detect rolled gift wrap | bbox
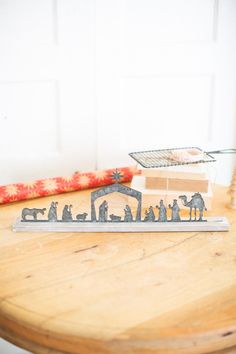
[0,166,139,205]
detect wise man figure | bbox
[169,199,181,222]
[124,205,133,222]
[99,200,108,222]
[48,201,58,222]
[144,206,155,222]
[156,200,167,222]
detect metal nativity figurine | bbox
[15,170,229,232]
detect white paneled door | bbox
[0,0,236,185]
[0,0,96,184]
[95,0,236,184]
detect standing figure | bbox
[68,204,73,220]
[124,205,133,222]
[169,199,181,222]
[48,201,58,222]
[144,206,155,222]
[156,200,167,222]
[99,200,108,222]
[62,204,73,221]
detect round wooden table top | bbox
[0,185,236,354]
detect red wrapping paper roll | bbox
[0,166,139,205]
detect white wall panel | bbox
[0,0,55,45]
[95,0,236,184]
[0,0,97,184]
[120,76,212,151]
[57,0,94,46]
[0,80,59,156]
[57,0,96,164]
[0,0,235,187]
[124,0,216,46]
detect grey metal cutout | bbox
[62,204,73,222]
[48,201,58,222]
[144,206,155,222]
[19,170,209,225]
[91,183,142,222]
[22,207,46,221]
[179,193,206,221]
[156,200,167,222]
[169,199,181,222]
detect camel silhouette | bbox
[179,193,207,221]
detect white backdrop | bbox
[0,1,236,353]
[0,0,236,186]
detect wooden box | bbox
[145,177,209,193]
[129,176,212,210]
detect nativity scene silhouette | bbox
[20,170,207,223]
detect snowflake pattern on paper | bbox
[5,185,18,197]
[78,175,90,187]
[42,179,58,192]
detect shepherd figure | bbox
[99,200,108,222]
[48,201,58,222]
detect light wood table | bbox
[0,185,236,354]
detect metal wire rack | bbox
[129,147,216,168]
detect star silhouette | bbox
[111,169,123,183]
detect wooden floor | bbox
[0,185,236,354]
